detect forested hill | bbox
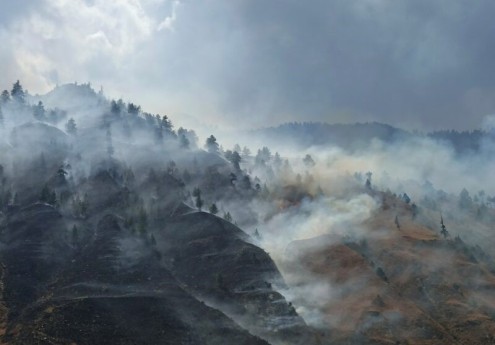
[0,81,319,344]
[251,122,494,154]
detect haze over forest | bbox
[1,1,495,345]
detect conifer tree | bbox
[223,211,233,222]
[209,203,218,215]
[440,215,449,238]
[205,135,219,153]
[33,101,45,120]
[66,118,77,135]
[192,187,203,211]
[0,90,10,104]
[11,80,25,103]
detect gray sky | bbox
[1,0,495,130]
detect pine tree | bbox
[223,211,233,222]
[161,115,173,133]
[66,118,77,135]
[303,154,315,167]
[192,187,203,211]
[127,103,141,115]
[209,203,218,215]
[33,101,45,120]
[0,90,10,104]
[205,135,219,153]
[242,146,251,158]
[110,100,122,115]
[440,215,449,238]
[11,80,25,103]
[179,134,190,149]
[254,228,261,240]
[230,151,242,171]
[365,171,372,190]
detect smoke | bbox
[256,194,378,260]
[2,81,495,343]
[208,122,495,333]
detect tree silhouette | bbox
[179,134,190,149]
[303,154,315,167]
[205,135,219,153]
[66,118,77,135]
[209,203,218,215]
[0,90,10,104]
[365,171,372,190]
[11,80,25,103]
[192,187,203,211]
[33,101,45,120]
[242,146,251,158]
[402,193,411,204]
[223,211,233,222]
[127,103,141,116]
[440,215,449,238]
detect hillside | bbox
[0,82,495,344]
[0,83,322,344]
[282,191,495,344]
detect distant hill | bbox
[251,121,410,151]
[33,82,104,111]
[251,121,495,154]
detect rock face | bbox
[0,208,275,344]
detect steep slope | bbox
[284,193,495,344]
[159,211,319,344]
[0,211,270,345]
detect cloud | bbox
[157,1,180,32]
[2,0,495,130]
[0,0,157,92]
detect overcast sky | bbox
[1,0,495,131]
